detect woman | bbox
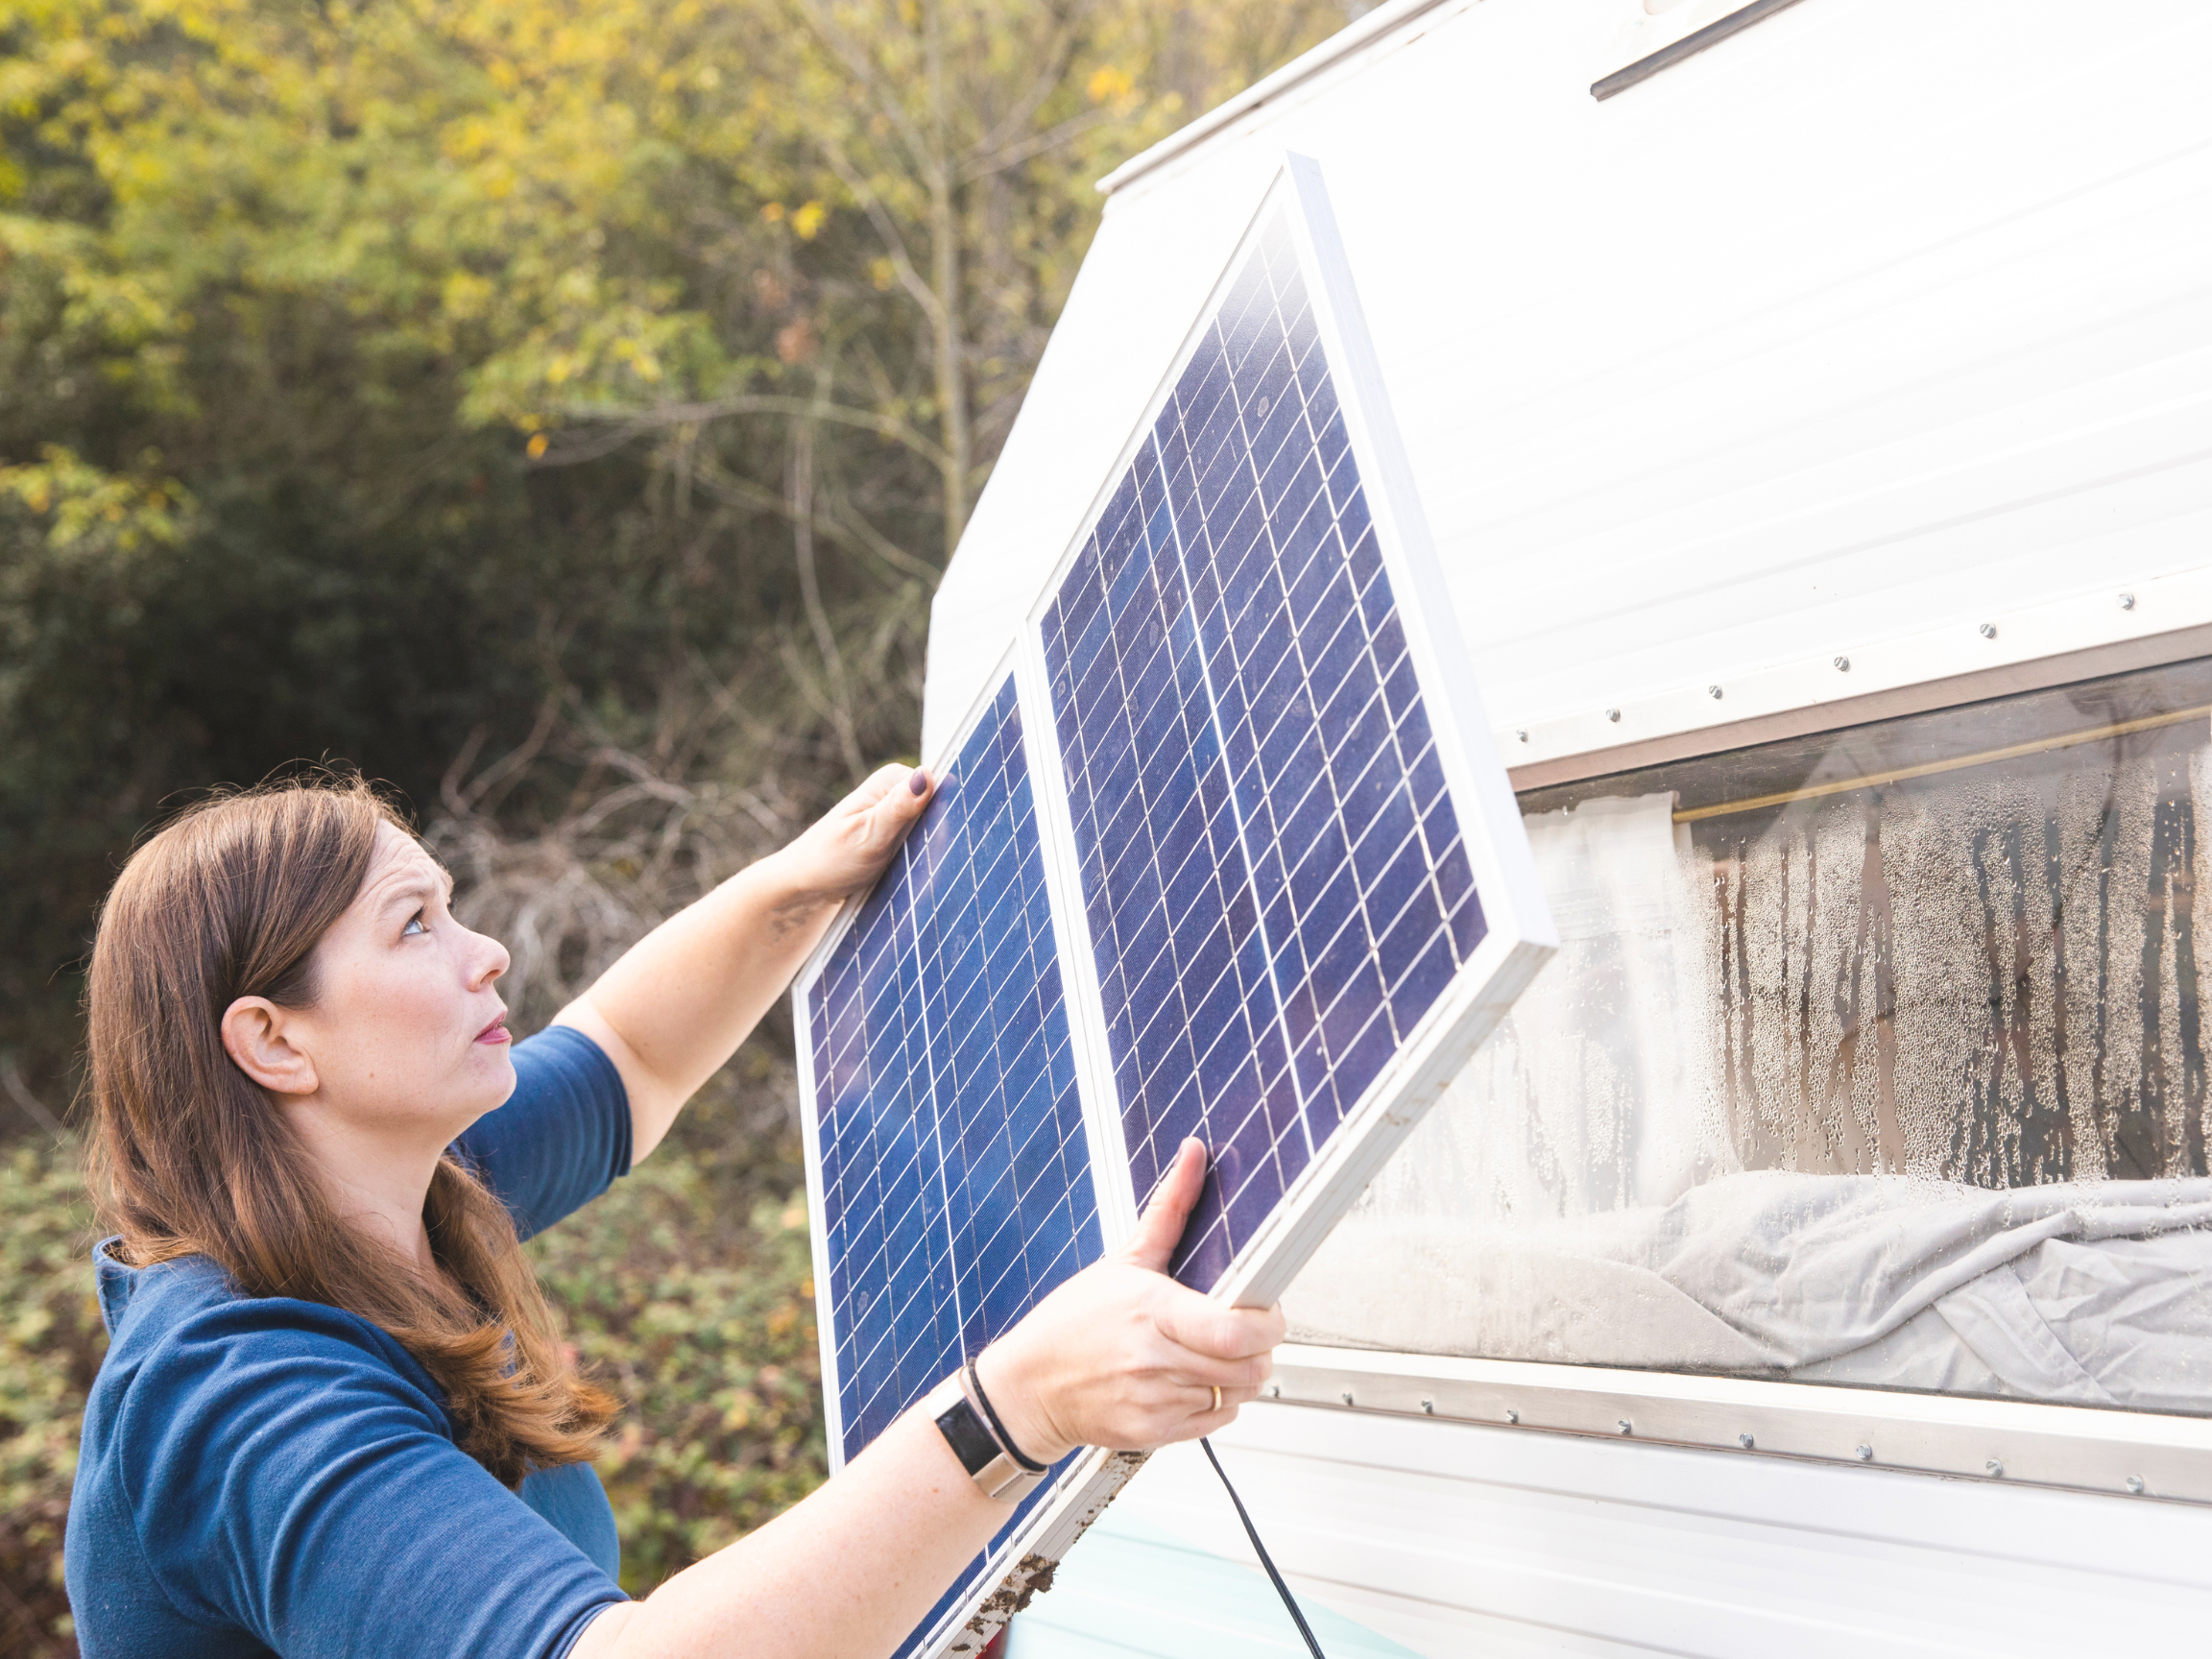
[65,768,1283,1658]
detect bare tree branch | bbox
[1,1055,63,1140]
[787,0,938,181]
[531,393,950,471]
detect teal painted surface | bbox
[1003,1510,1425,1658]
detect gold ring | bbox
[1210,1384,1222,1412]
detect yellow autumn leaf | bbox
[1087,63,1134,103]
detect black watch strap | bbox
[964,1360,1046,1474]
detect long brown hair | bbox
[84,774,617,1486]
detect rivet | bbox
[1515,729,1528,743]
[1268,1382,1281,1398]
[1985,1458,2004,1478]
[1738,1432,1755,1450]
[1979,621,1997,638]
[1340,1390,1356,1407]
[2119,592,2137,611]
[1605,707,1622,723]
[1707,685,1723,700]
[1855,1444,1874,1462]
[1833,656,1850,672]
[1504,1407,1520,1425]
[2127,1475,2145,1494]
[1616,1419,1632,1435]
[1420,1398,1435,1415]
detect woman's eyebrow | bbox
[373,874,440,914]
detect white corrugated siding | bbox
[925,0,2212,768]
[931,0,2212,1649]
[1012,1405,2212,1656]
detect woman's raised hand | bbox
[773,763,936,910]
[973,1139,1286,1462]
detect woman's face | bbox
[278,822,516,1141]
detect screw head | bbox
[2127,1475,2145,1494]
[2119,592,2137,611]
[1504,1407,1519,1425]
[1855,1444,1874,1462]
[1421,1398,1435,1415]
[1268,1382,1281,1398]
[1708,685,1723,699]
[1985,1458,2004,1478]
[1834,655,1850,672]
[1515,728,1528,742]
[1738,1432,1755,1450]
[1340,1390,1355,1407]
[1616,1419,1632,1435]
[1979,621,1998,638]
[1604,707,1622,723]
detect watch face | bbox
[935,1398,1004,1478]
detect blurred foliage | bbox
[0,1139,102,1656]
[0,0,1357,1648]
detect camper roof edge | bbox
[1094,0,1478,200]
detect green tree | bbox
[0,1,1355,1648]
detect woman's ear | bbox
[221,997,320,1097]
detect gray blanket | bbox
[1283,1172,2212,1410]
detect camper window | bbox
[1286,654,2212,1416]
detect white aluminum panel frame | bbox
[1014,155,1557,1312]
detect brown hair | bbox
[84,774,617,1486]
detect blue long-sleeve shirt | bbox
[66,1025,635,1659]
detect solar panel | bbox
[794,156,1553,1658]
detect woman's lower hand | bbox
[974,1139,1286,1462]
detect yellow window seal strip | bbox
[1673,706,2212,826]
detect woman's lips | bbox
[476,1014,511,1045]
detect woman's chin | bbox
[464,1046,520,1112]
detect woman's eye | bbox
[402,912,428,938]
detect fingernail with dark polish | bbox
[908,769,929,796]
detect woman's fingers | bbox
[788,763,934,901]
[1123,1138,1208,1273]
[1150,1281,1286,1362]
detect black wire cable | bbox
[1199,1437,1329,1659]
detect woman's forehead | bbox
[359,822,447,899]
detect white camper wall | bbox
[928,0,2212,1649]
[926,0,2212,772]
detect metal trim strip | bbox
[1266,1343,2212,1504]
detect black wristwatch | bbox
[934,1360,1048,1503]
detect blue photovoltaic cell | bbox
[805,674,1102,1653]
[1042,211,1487,1288]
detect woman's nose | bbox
[469,928,512,988]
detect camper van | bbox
[924,1,2212,1650]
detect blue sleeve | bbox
[454,1025,632,1241]
[116,1300,624,1659]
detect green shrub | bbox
[0,1140,105,1657]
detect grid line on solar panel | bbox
[805,674,1102,1468]
[1041,211,1487,1287]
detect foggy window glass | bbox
[1285,658,2212,1413]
